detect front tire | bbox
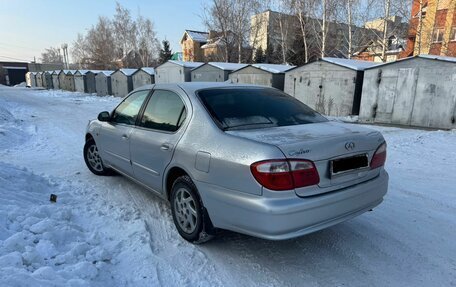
[170,175,214,243]
[83,138,111,176]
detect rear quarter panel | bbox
[169,91,285,196]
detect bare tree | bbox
[416,0,424,55]
[135,15,160,67]
[71,3,159,68]
[232,0,262,63]
[358,0,411,62]
[380,0,391,61]
[333,0,370,59]
[71,33,88,68]
[290,0,316,63]
[113,2,137,67]
[202,0,233,62]
[40,47,63,64]
[346,0,354,58]
[202,0,266,63]
[308,0,338,58]
[84,16,117,69]
[321,0,328,57]
[270,0,295,64]
[408,0,435,56]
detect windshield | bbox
[198,88,328,130]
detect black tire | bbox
[83,138,112,176]
[170,175,214,243]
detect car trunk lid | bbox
[226,121,385,196]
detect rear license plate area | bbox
[331,154,368,176]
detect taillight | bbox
[370,142,387,169]
[250,159,320,191]
[289,160,320,187]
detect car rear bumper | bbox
[197,169,388,240]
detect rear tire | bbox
[170,175,214,244]
[83,138,112,176]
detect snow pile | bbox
[0,161,160,286]
[326,115,359,123]
[0,163,99,285]
[14,82,27,88]
[0,103,35,150]
[35,89,118,102]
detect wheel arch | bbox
[85,133,94,142]
[166,165,216,240]
[165,165,193,201]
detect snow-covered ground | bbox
[0,85,455,287]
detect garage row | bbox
[27,56,456,130]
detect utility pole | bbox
[61,44,69,69]
[58,48,63,65]
[61,44,66,69]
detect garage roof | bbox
[322,57,379,71]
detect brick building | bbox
[402,0,456,57]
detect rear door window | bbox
[139,90,186,132]
[198,88,327,130]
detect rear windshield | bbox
[198,88,328,130]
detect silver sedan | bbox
[84,83,388,243]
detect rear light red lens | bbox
[370,142,387,169]
[289,160,320,187]
[250,159,320,191]
[250,160,293,190]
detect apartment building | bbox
[249,10,407,63]
[402,0,456,57]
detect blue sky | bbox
[0,0,208,62]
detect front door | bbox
[97,90,150,175]
[130,89,188,193]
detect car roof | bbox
[132,82,274,94]
[179,82,262,90]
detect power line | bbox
[0,42,38,50]
[0,55,31,62]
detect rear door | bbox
[97,90,150,175]
[129,88,188,194]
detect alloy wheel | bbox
[173,187,198,234]
[86,144,103,172]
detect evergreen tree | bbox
[264,43,275,64]
[159,40,172,64]
[254,47,265,63]
[264,43,283,64]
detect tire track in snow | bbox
[120,181,225,287]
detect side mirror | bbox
[98,111,110,122]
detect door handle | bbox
[161,143,172,151]
[121,134,129,140]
